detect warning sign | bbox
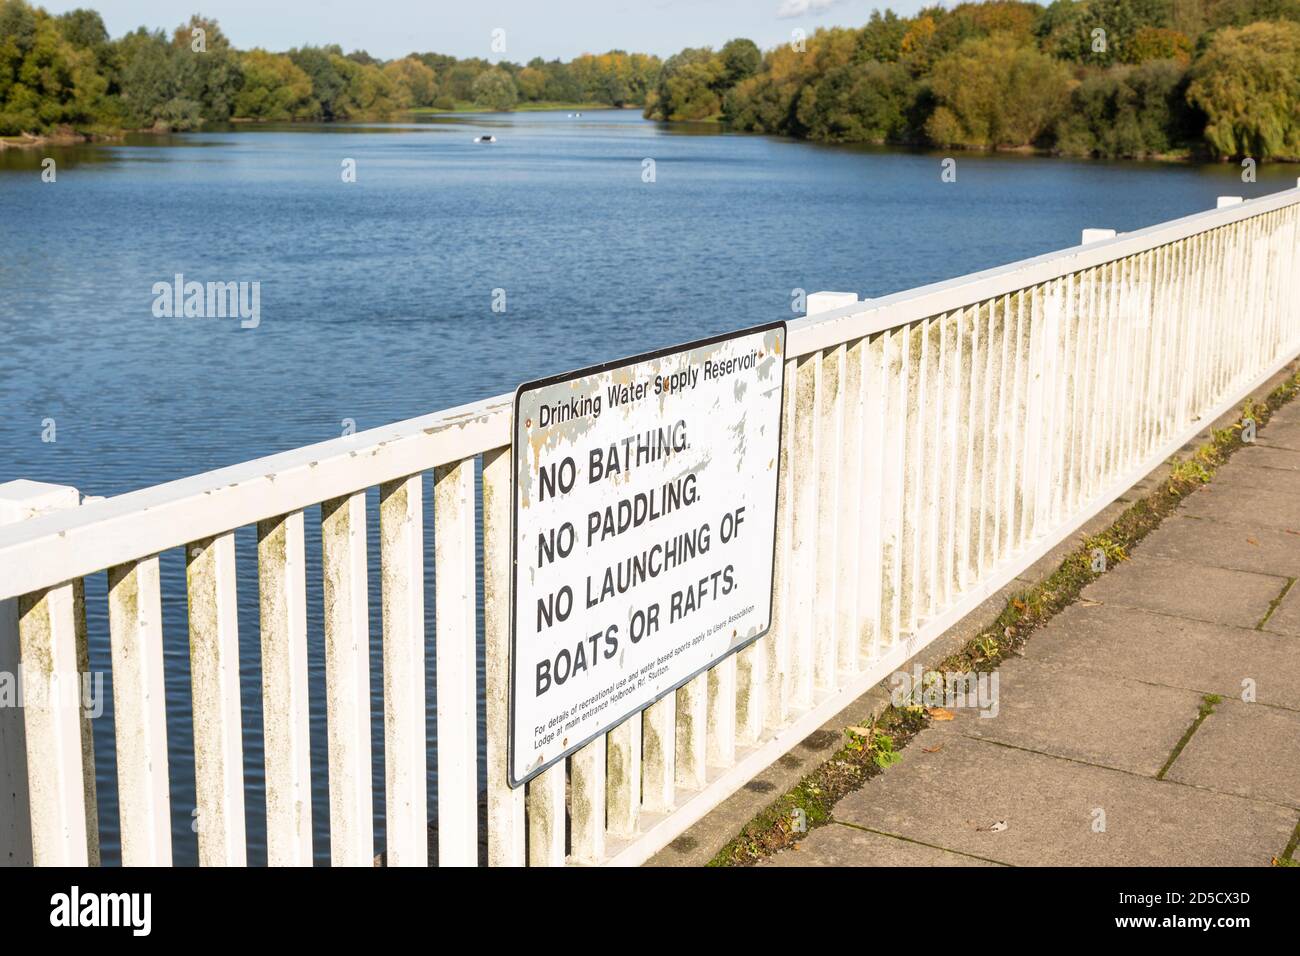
[509,322,786,786]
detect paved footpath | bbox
[765,401,1300,867]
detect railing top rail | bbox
[0,392,511,599]
[788,184,1300,357]
[1,184,1295,600]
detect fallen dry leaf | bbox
[846,725,872,737]
[1247,537,1259,546]
[922,744,944,753]
[927,707,955,721]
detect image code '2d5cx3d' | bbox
[509,322,787,787]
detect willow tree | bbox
[1186,20,1300,160]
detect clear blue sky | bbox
[36,0,939,61]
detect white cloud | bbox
[776,0,844,19]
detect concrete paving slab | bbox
[1166,700,1300,809]
[833,733,1296,866]
[1080,554,1287,630]
[1029,603,1300,711]
[1189,462,1300,494]
[1261,582,1300,638]
[1179,482,1300,530]
[1137,514,1300,578]
[1234,444,1300,474]
[956,658,1206,776]
[1257,417,1300,451]
[761,821,1005,867]
[644,583,1024,866]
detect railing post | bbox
[1081,228,1116,244]
[807,291,859,316]
[0,480,94,866]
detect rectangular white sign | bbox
[509,322,787,786]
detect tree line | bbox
[3,0,1298,160]
[645,0,1300,161]
[0,1,660,134]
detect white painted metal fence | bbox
[2,186,1299,867]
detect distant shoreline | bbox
[1,104,641,148]
[0,129,118,151]
[8,114,1296,170]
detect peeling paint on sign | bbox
[508,323,786,787]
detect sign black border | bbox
[507,320,789,789]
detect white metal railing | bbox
[2,185,1299,867]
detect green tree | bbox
[471,66,518,110]
[233,49,314,120]
[1203,0,1300,28]
[1057,59,1196,156]
[925,33,1072,147]
[645,47,724,120]
[0,0,107,133]
[858,9,910,61]
[170,15,243,122]
[794,60,917,142]
[1039,0,1177,62]
[288,46,348,119]
[114,27,201,129]
[383,56,437,108]
[719,38,760,86]
[1186,20,1300,159]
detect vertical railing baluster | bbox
[108,556,173,866]
[963,309,985,576]
[978,300,1004,572]
[883,325,909,642]
[482,447,525,866]
[527,762,566,866]
[570,737,605,864]
[766,359,795,729]
[17,580,91,866]
[433,459,478,866]
[901,322,925,635]
[380,475,427,866]
[859,333,886,660]
[735,638,765,747]
[257,512,313,866]
[921,318,944,618]
[320,492,372,866]
[1006,293,1028,549]
[788,352,820,707]
[187,531,247,866]
[941,311,964,598]
[814,344,843,687]
[642,694,676,812]
[607,716,641,837]
[836,336,865,673]
[675,675,706,788]
[707,656,737,768]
